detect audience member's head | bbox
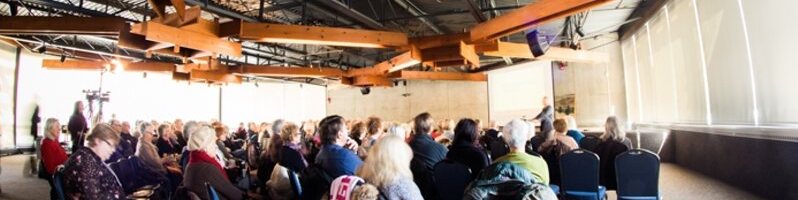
[44,118,61,140]
[319,115,347,145]
[183,121,199,141]
[85,123,120,161]
[350,121,367,141]
[281,122,301,144]
[553,118,568,134]
[602,116,626,142]
[502,119,530,150]
[159,124,173,140]
[386,124,407,139]
[187,125,218,154]
[366,117,383,137]
[357,135,413,188]
[121,121,131,134]
[413,112,434,136]
[173,119,183,132]
[214,126,227,141]
[453,118,479,146]
[110,119,121,133]
[139,122,154,139]
[272,119,285,136]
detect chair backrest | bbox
[488,140,509,160]
[205,182,220,200]
[53,165,66,200]
[560,149,600,194]
[288,170,303,198]
[616,149,660,198]
[579,135,601,152]
[433,159,472,200]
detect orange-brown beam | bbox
[388,71,487,82]
[470,0,612,42]
[143,21,242,57]
[238,22,408,48]
[237,65,345,78]
[0,16,125,35]
[190,70,242,83]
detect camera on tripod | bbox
[82,89,110,103]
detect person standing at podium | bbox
[533,96,554,136]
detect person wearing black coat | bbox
[67,101,89,152]
[446,118,491,179]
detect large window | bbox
[621,0,798,127]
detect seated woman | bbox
[40,118,68,200]
[493,119,549,185]
[595,116,632,190]
[265,122,309,199]
[181,125,244,200]
[156,124,179,157]
[62,123,125,199]
[446,118,490,179]
[357,135,424,200]
[538,118,579,185]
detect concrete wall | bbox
[326,80,488,123]
[552,36,627,127]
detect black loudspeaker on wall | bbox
[526,29,550,57]
[360,87,371,95]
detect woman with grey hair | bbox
[492,119,550,184]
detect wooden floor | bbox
[0,154,765,200]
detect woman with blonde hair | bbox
[596,116,632,190]
[357,135,423,200]
[40,118,68,199]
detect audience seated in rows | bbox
[445,118,491,179]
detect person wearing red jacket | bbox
[40,118,68,200]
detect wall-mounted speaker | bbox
[526,29,551,57]
[360,87,371,95]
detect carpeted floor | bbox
[0,154,766,200]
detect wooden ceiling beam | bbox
[237,22,408,48]
[238,65,344,78]
[388,71,487,82]
[404,32,471,50]
[142,21,242,57]
[190,70,242,83]
[0,16,125,35]
[43,59,176,72]
[350,75,393,87]
[42,59,105,70]
[469,0,612,42]
[149,6,200,27]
